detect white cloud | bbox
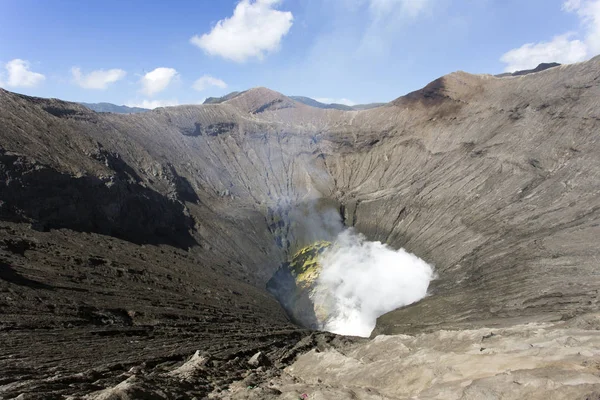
[126,99,180,109]
[369,0,432,19]
[563,0,582,11]
[500,33,588,72]
[71,67,126,89]
[565,0,600,54]
[315,97,357,106]
[357,0,434,56]
[192,74,228,91]
[500,0,600,72]
[140,67,178,96]
[1,59,45,88]
[190,0,293,62]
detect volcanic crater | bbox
[1,58,600,398]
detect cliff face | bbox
[1,56,600,397]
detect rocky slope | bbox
[224,313,600,399]
[1,56,600,398]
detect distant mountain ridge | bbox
[203,91,245,104]
[203,91,386,111]
[289,96,354,111]
[495,62,561,78]
[290,96,386,111]
[80,93,385,114]
[78,64,562,115]
[80,102,149,114]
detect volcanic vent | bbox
[266,202,435,337]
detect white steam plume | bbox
[286,199,343,248]
[315,229,434,337]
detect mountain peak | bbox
[224,87,299,114]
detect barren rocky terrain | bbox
[227,313,600,399]
[1,57,600,398]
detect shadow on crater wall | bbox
[0,260,54,290]
[0,151,196,249]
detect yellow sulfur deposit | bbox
[267,241,334,329]
[289,241,331,290]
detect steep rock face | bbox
[0,148,196,248]
[1,57,600,396]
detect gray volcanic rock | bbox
[0,147,196,248]
[1,56,600,397]
[227,314,600,399]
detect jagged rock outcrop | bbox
[2,56,600,397]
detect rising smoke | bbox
[315,228,435,337]
[286,198,344,247]
[269,198,435,338]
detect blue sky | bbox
[1,0,598,107]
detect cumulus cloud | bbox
[126,99,180,109]
[316,229,434,337]
[500,33,588,72]
[315,97,356,106]
[140,67,178,96]
[500,0,600,72]
[564,0,600,54]
[190,0,293,62]
[71,67,126,90]
[1,59,45,88]
[192,74,228,91]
